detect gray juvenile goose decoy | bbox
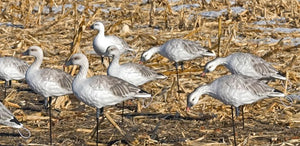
[187,74,285,146]
[0,57,28,99]
[141,38,216,93]
[22,46,73,145]
[65,53,151,145]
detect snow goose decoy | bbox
[65,53,151,145]
[0,57,28,99]
[107,45,166,119]
[107,45,167,86]
[22,46,73,145]
[203,52,286,80]
[0,101,31,138]
[90,21,134,63]
[187,74,285,146]
[141,38,216,93]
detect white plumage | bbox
[203,52,286,80]
[90,21,133,58]
[107,45,167,86]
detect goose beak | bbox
[90,25,94,30]
[65,60,72,66]
[201,69,209,77]
[186,106,190,112]
[22,50,29,56]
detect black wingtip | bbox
[274,89,283,94]
[139,89,149,94]
[277,71,286,77]
[207,50,213,53]
[10,117,21,125]
[157,73,164,76]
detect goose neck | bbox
[97,28,105,38]
[28,56,43,71]
[215,57,227,65]
[110,55,120,66]
[149,46,160,54]
[75,63,89,80]
[195,84,212,96]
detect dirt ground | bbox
[0,0,299,145]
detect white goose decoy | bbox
[141,38,216,92]
[0,101,31,138]
[0,57,28,98]
[90,21,134,63]
[187,74,285,146]
[203,52,286,80]
[65,53,151,145]
[22,46,73,145]
[107,45,167,86]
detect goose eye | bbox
[74,57,80,60]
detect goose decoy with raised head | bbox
[22,46,73,145]
[65,53,151,145]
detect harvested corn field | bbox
[0,0,299,145]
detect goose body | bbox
[107,45,167,86]
[0,56,28,98]
[187,74,285,109]
[23,46,73,99]
[204,52,286,80]
[141,38,215,92]
[65,53,151,108]
[0,57,28,82]
[65,53,151,144]
[187,74,285,146]
[141,39,216,63]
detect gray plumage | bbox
[187,74,285,146]
[187,74,285,109]
[0,57,28,82]
[23,46,73,98]
[141,39,216,63]
[204,52,286,80]
[22,46,73,144]
[107,45,167,86]
[65,53,151,109]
